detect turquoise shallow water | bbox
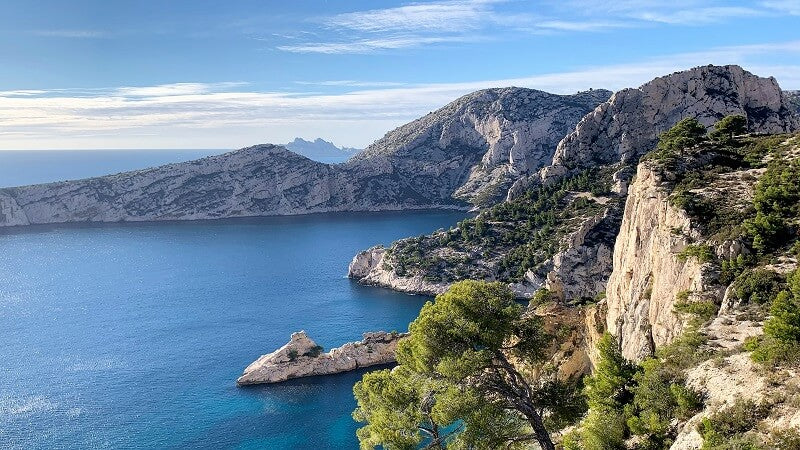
[0,211,467,449]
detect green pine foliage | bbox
[353,281,583,450]
[385,167,615,283]
[745,269,800,365]
[744,158,800,254]
[570,332,705,449]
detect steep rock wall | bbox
[605,163,718,361]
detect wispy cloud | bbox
[277,0,517,53]
[629,6,765,24]
[294,80,408,88]
[273,0,786,54]
[114,82,248,97]
[2,41,799,150]
[278,35,482,54]
[324,0,504,33]
[30,29,106,38]
[761,0,800,14]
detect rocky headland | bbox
[236,331,407,385]
[0,88,609,227]
[348,65,799,300]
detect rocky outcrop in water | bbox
[236,331,407,385]
[0,88,609,227]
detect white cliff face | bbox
[355,88,611,206]
[236,331,407,385]
[604,163,714,361]
[549,65,798,173]
[347,246,451,296]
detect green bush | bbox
[744,158,800,254]
[573,332,704,449]
[677,244,714,263]
[674,300,718,322]
[697,399,770,449]
[733,268,784,305]
[304,345,324,357]
[747,269,800,365]
[657,117,707,153]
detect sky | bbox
[0,0,798,150]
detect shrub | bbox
[657,117,707,153]
[769,428,800,450]
[733,268,784,305]
[747,269,800,365]
[677,244,714,263]
[744,158,800,254]
[697,399,770,449]
[574,332,703,449]
[625,358,702,446]
[530,288,555,307]
[304,345,324,357]
[674,300,719,322]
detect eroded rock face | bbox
[355,88,611,206]
[347,246,451,296]
[604,163,715,361]
[236,331,407,385]
[0,88,609,227]
[551,65,798,173]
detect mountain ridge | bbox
[0,87,609,226]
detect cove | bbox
[0,210,467,449]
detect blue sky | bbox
[0,0,798,150]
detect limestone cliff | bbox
[532,64,798,187]
[236,331,406,385]
[350,65,797,303]
[606,133,799,361]
[604,162,714,361]
[353,88,612,206]
[0,88,608,227]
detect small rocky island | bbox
[236,330,407,385]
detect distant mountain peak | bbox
[284,137,361,161]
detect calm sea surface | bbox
[0,151,466,449]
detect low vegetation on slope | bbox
[566,119,800,449]
[354,118,800,449]
[381,166,619,286]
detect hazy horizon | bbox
[1,0,799,150]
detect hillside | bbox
[572,130,800,449]
[0,88,608,227]
[349,65,799,300]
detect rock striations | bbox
[353,88,612,206]
[0,88,609,227]
[236,331,407,385]
[530,64,798,188]
[349,65,799,301]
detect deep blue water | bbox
[0,211,466,449]
[0,150,350,188]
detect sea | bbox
[0,150,467,449]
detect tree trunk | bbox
[527,413,555,450]
[516,402,555,450]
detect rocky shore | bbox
[236,330,407,385]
